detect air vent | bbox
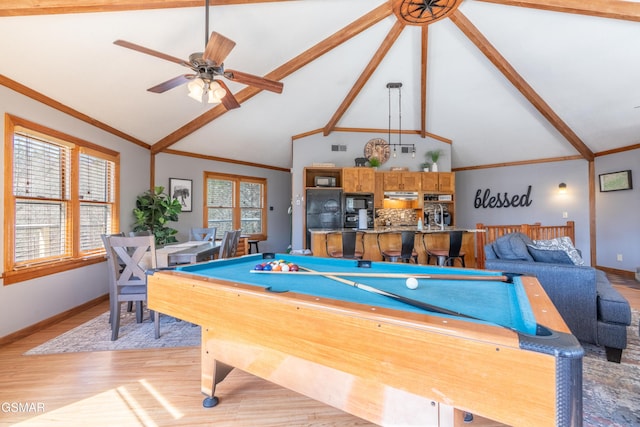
[331,145,347,152]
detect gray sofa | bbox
[484,232,631,363]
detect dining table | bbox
[156,240,221,267]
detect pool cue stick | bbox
[298,266,481,320]
[249,269,512,283]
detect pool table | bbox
[147,253,583,427]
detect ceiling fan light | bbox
[214,87,226,99]
[207,89,219,104]
[187,78,205,102]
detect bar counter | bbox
[309,227,483,267]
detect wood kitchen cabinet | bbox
[342,167,375,193]
[421,172,455,193]
[382,172,422,191]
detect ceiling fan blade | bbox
[216,80,241,110]
[147,75,195,93]
[225,69,284,94]
[114,39,187,66]
[203,32,236,65]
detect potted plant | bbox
[132,186,183,246]
[368,156,381,169]
[425,149,444,172]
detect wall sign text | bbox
[474,185,533,208]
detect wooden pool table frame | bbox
[148,258,582,426]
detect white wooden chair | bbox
[190,227,216,242]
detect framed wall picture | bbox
[169,178,193,212]
[599,170,633,192]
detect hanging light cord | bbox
[388,85,392,147]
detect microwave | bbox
[314,176,336,187]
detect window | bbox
[205,172,267,239]
[3,114,119,284]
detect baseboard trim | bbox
[0,293,108,347]
[596,265,635,280]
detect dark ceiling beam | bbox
[151,2,393,154]
[323,20,405,136]
[420,26,429,139]
[450,10,594,161]
[0,0,292,17]
[475,0,640,22]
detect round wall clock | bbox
[364,138,390,164]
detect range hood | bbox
[383,191,419,201]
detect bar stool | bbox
[377,231,418,263]
[326,231,364,259]
[425,230,466,267]
[248,239,260,254]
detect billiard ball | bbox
[254,264,264,271]
[405,277,418,290]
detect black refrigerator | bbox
[305,188,343,248]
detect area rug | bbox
[583,309,640,427]
[24,310,200,355]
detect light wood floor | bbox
[0,273,637,427]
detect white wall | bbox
[154,153,292,253]
[0,86,150,337]
[595,149,639,272]
[291,131,452,249]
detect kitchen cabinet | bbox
[303,167,342,188]
[374,172,384,208]
[382,172,422,191]
[342,167,375,193]
[421,172,455,193]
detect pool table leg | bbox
[201,328,234,408]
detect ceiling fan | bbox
[113,0,283,110]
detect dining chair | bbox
[101,232,126,322]
[377,231,418,263]
[190,227,216,242]
[105,235,160,341]
[425,230,466,267]
[230,230,242,257]
[218,230,242,259]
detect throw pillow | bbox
[493,233,534,261]
[528,247,573,264]
[527,237,584,265]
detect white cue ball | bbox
[405,277,419,290]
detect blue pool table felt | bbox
[176,254,538,335]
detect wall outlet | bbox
[562,211,568,218]
[617,254,623,262]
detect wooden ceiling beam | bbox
[0,0,292,17]
[0,73,149,149]
[475,0,640,22]
[322,20,405,136]
[151,2,393,154]
[450,10,594,162]
[420,26,429,139]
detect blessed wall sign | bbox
[474,185,533,208]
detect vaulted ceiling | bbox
[2,0,640,170]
